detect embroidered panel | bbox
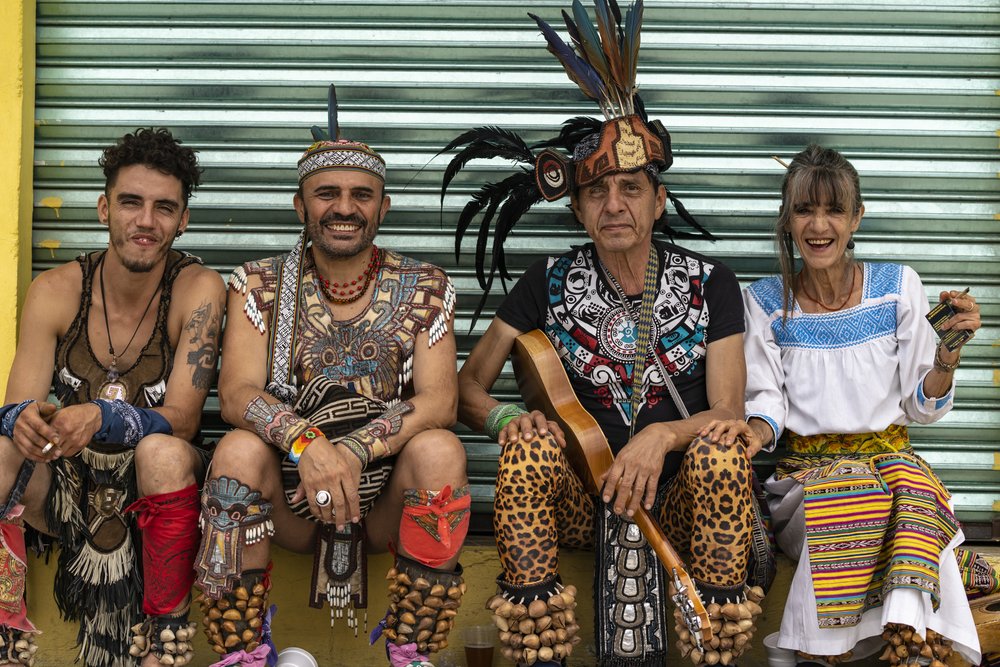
[238,249,454,404]
[748,263,905,350]
[544,246,712,426]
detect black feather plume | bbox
[309,84,340,142]
[666,188,715,240]
[491,175,543,283]
[532,116,603,152]
[327,83,339,139]
[438,126,535,212]
[633,93,648,122]
[450,171,540,326]
[608,0,623,26]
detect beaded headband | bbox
[298,139,386,184]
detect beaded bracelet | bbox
[339,434,371,470]
[288,426,323,465]
[485,403,528,441]
[933,343,960,373]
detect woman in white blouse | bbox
[703,145,983,666]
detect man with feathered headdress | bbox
[193,87,469,667]
[443,3,767,665]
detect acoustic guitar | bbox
[511,329,713,647]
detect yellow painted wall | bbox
[0,0,35,395]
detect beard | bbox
[107,216,174,273]
[305,209,379,260]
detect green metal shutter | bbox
[33,1,999,538]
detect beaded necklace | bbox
[317,245,381,304]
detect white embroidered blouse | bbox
[743,262,955,449]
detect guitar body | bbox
[510,329,712,645]
[510,329,613,497]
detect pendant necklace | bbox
[97,257,162,401]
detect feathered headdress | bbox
[298,84,386,184]
[441,1,713,323]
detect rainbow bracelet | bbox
[288,426,323,464]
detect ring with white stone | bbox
[41,442,54,456]
[314,490,331,507]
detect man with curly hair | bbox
[0,127,225,667]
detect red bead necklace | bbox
[318,246,381,304]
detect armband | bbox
[485,403,527,441]
[336,400,413,469]
[338,434,371,470]
[0,400,36,439]
[288,426,323,464]
[91,399,173,448]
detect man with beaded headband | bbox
[442,2,767,665]
[0,127,225,667]
[195,85,469,667]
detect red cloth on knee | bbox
[126,484,200,616]
[0,507,36,632]
[399,485,470,569]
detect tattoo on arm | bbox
[243,396,308,451]
[184,301,221,391]
[348,400,414,461]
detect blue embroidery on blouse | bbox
[746,275,786,315]
[747,263,904,350]
[863,262,903,300]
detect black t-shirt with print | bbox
[497,240,744,483]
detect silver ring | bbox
[41,442,54,455]
[314,490,331,507]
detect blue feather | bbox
[529,12,606,100]
[561,9,583,50]
[571,0,612,84]
[624,0,643,92]
[592,0,624,87]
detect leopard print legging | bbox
[493,434,752,588]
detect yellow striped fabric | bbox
[776,429,958,628]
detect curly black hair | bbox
[99,127,202,206]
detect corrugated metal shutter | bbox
[33,0,999,538]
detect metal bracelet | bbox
[933,343,960,373]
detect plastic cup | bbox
[276,646,319,667]
[463,624,495,667]
[763,632,798,667]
